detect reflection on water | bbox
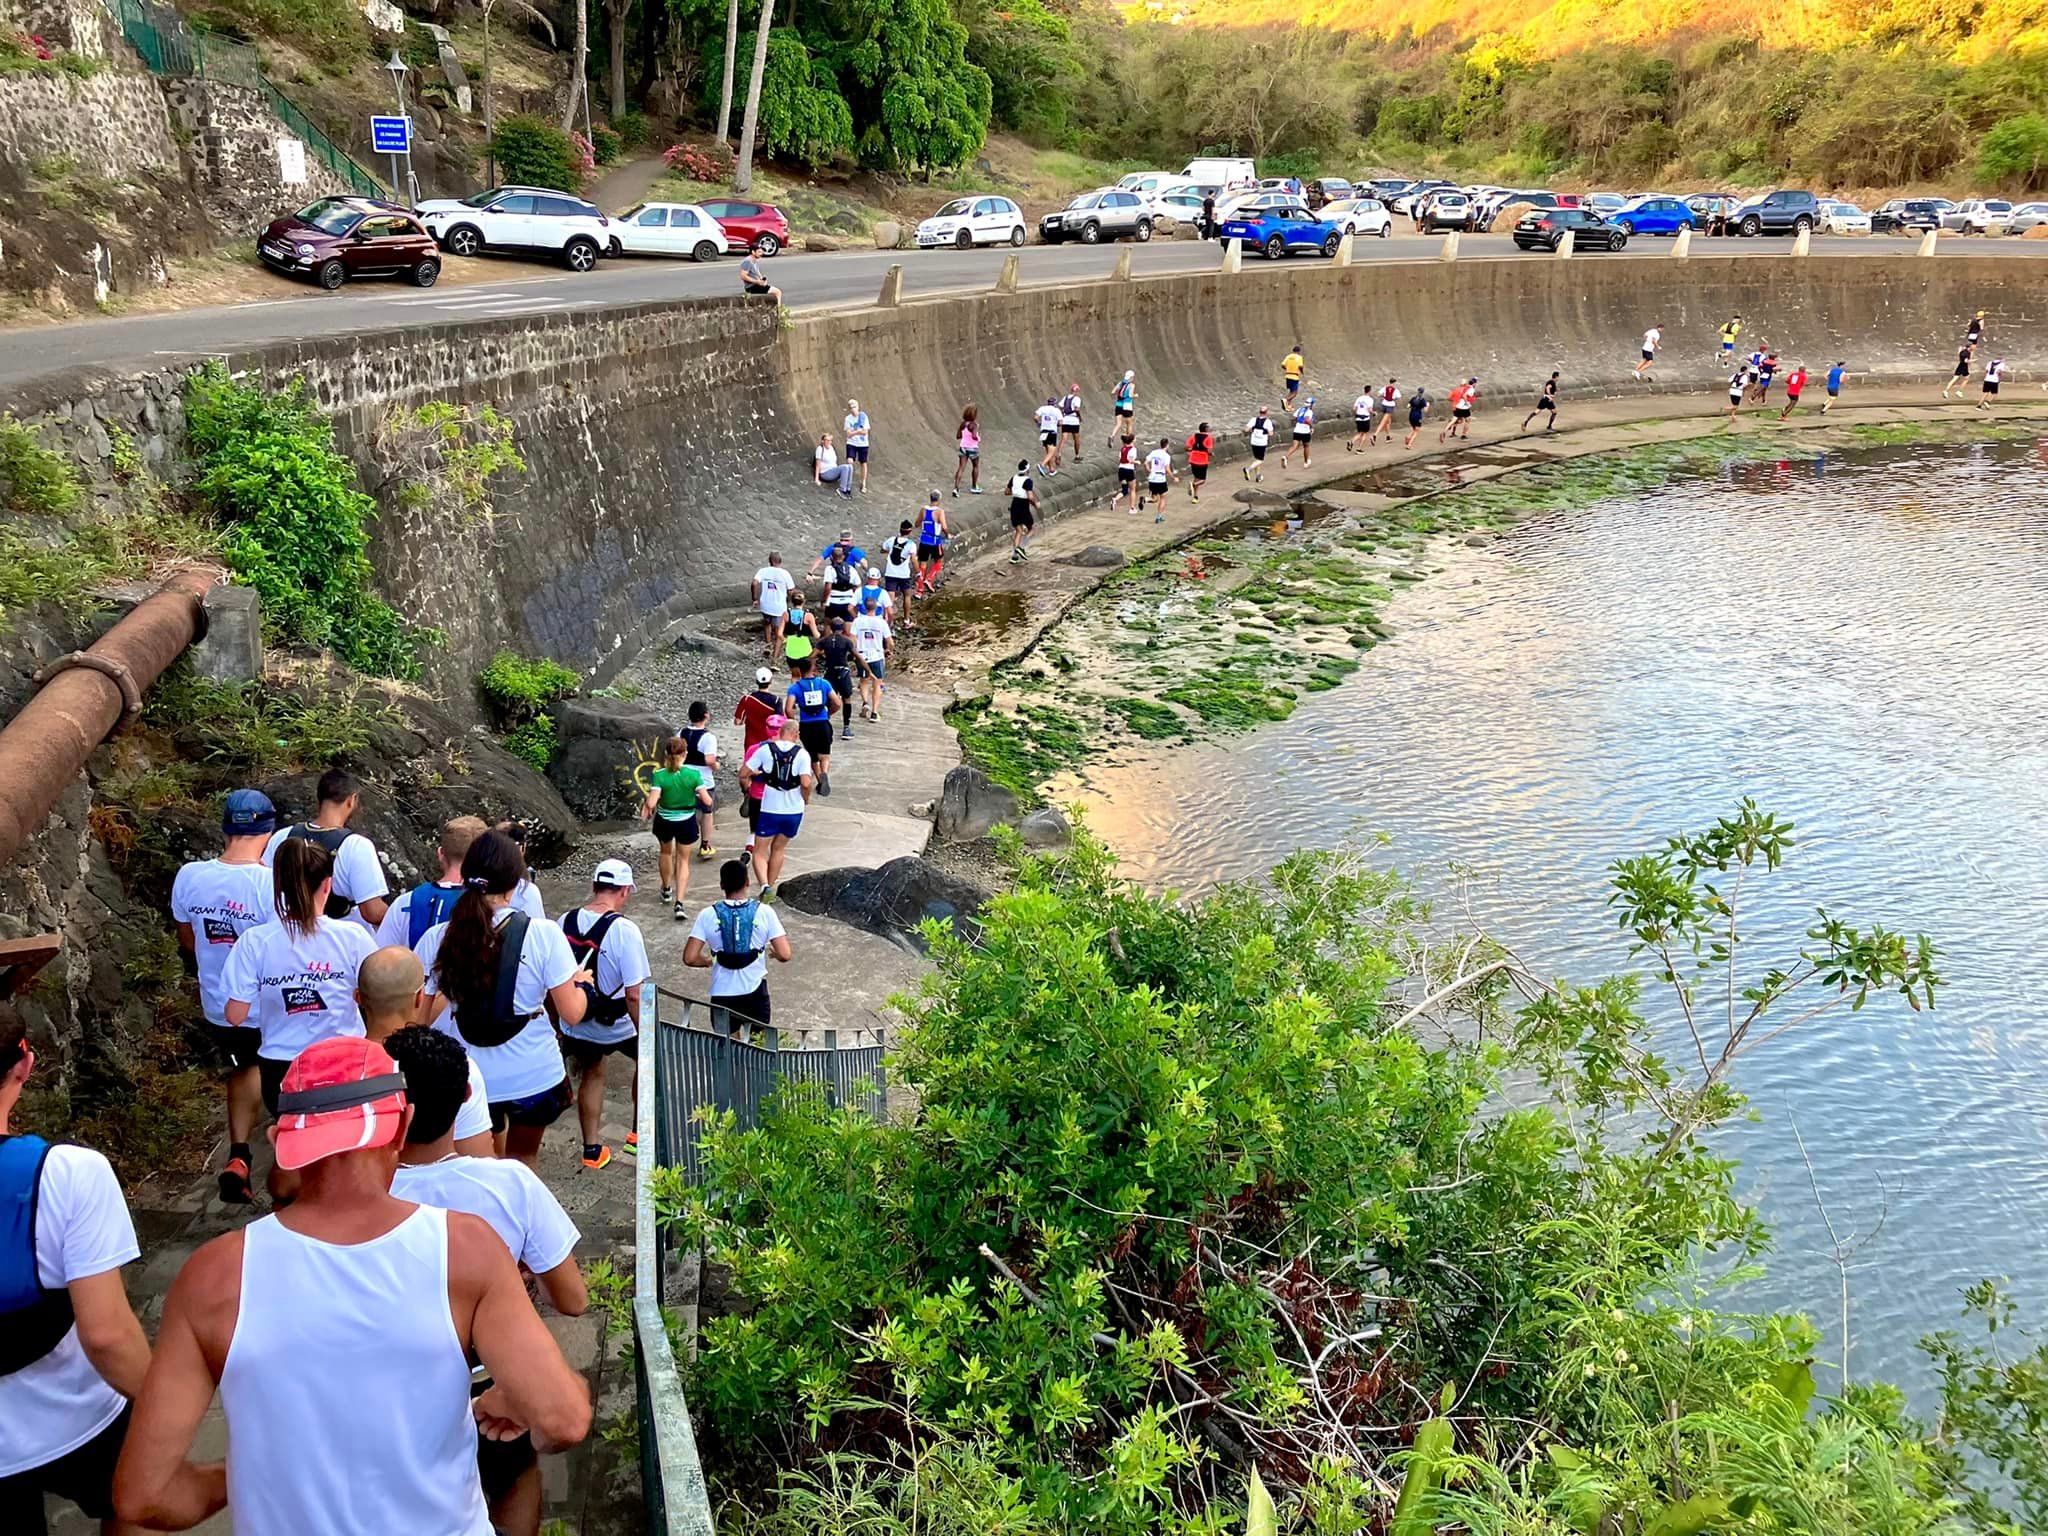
[1076,437,2048,1397]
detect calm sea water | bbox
[1074,436,2048,1398]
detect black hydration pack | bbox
[456,912,537,1049]
[759,741,802,793]
[561,909,631,1026]
[285,823,357,919]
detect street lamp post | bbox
[383,51,413,203]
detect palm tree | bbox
[480,0,556,183]
[733,0,773,192]
[603,0,628,120]
[715,0,740,144]
[560,0,588,133]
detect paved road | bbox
[8,232,2045,393]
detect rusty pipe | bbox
[0,568,216,867]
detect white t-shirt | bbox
[685,727,720,765]
[1059,394,1082,427]
[1985,360,2005,384]
[262,825,388,935]
[1246,417,1271,446]
[510,878,545,923]
[1145,448,1172,481]
[222,916,377,1061]
[391,1156,578,1275]
[882,536,916,580]
[814,444,839,474]
[0,1145,138,1476]
[1009,471,1033,501]
[417,908,576,1101]
[171,858,277,1026]
[746,740,812,817]
[455,1054,492,1144]
[1353,394,1373,418]
[690,898,788,996]
[557,908,652,1047]
[754,566,794,617]
[1642,327,1661,352]
[374,880,462,951]
[851,613,892,663]
[1034,404,1059,435]
[843,411,870,448]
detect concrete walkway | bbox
[586,154,672,216]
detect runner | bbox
[1724,364,1747,419]
[265,768,390,933]
[740,715,815,899]
[1719,314,1743,364]
[1349,388,1373,452]
[1114,434,1139,512]
[738,241,781,300]
[1966,310,1986,347]
[882,518,920,633]
[354,945,493,1158]
[817,617,859,741]
[639,736,712,914]
[113,1034,590,1535]
[953,404,982,496]
[814,533,865,629]
[1008,460,1039,562]
[680,701,720,861]
[1821,360,1848,414]
[1743,347,1766,405]
[752,551,794,657]
[1944,342,1974,400]
[415,829,588,1166]
[1634,323,1661,381]
[1281,344,1307,402]
[1141,437,1175,516]
[1242,407,1273,481]
[173,787,280,1205]
[781,591,818,671]
[683,859,792,1035]
[0,1002,152,1534]
[376,815,484,955]
[1108,370,1136,447]
[223,838,378,1200]
[1282,397,1315,467]
[784,658,839,797]
[1058,383,1085,463]
[1035,397,1062,477]
[733,668,781,860]
[1522,371,1559,433]
[841,398,871,494]
[914,495,949,597]
[557,860,652,1172]
[813,432,853,497]
[1778,362,1808,419]
[1371,378,1400,444]
[1757,350,1779,406]
[1439,377,1479,441]
[1979,356,2005,411]
[1184,422,1214,502]
[851,602,893,722]
[856,565,891,622]
[1402,383,1431,448]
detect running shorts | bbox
[651,814,699,846]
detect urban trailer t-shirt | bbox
[170,858,278,1026]
[221,916,377,1062]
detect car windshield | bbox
[1068,193,1102,210]
[935,199,973,217]
[295,199,364,234]
[462,188,512,208]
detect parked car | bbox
[1363,178,1414,203]
[2002,201,2048,234]
[1182,157,1256,188]
[1390,179,1455,213]
[1320,196,1393,238]
[1513,207,1629,252]
[1217,205,1344,259]
[1872,198,1947,234]
[1148,188,1210,228]
[1115,171,1189,199]
[916,195,1027,248]
[608,200,726,260]
[1420,191,1474,231]
[1215,189,1308,221]
[1585,192,1630,215]
[1040,188,1151,244]
[1305,177,1353,210]
[414,185,610,270]
[1474,189,1562,230]
[1949,198,2016,234]
[1726,189,1819,236]
[698,198,789,255]
[259,197,440,290]
[1818,201,1872,235]
[1610,195,1694,235]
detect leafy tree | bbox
[1977,112,2048,188]
[704,29,854,166]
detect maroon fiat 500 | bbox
[258,198,441,290]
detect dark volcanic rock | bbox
[548,697,675,823]
[934,765,1019,843]
[778,856,989,946]
[1056,545,1128,569]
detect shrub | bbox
[1978,112,2048,189]
[491,114,583,192]
[611,107,651,149]
[184,362,427,679]
[590,124,622,164]
[663,141,732,182]
[502,715,557,771]
[478,650,577,729]
[187,0,364,73]
[0,415,81,515]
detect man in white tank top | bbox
[113,1037,590,1532]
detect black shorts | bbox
[1454,407,1472,419]
[1118,466,1136,483]
[710,983,772,1031]
[563,1031,639,1067]
[799,719,833,759]
[885,575,911,595]
[1040,430,1057,446]
[1955,362,1970,377]
[210,1022,263,1070]
[489,1076,571,1133]
[1285,378,1301,394]
[1146,478,1167,496]
[1250,442,1267,460]
[742,283,775,299]
[0,1404,129,1528]
[1408,414,1425,429]
[1010,504,1034,529]
[846,444,869,463]
[651,814,699,845]
[917,542,943,563]
[1114,404,1133,417]
[1060,420,1080,435]
[1785,392,1803,405]
[1983,381,2000,395]
[259,1055,291,1116]
[1191,462,1208,482]
[1292,430,1313,443]
[1534,396,1555,411]
[1354,417,1370,432]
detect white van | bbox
[1183,158,1257,189]
[1116,171,1190,197]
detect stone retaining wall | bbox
[0,70,182,180]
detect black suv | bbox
[1873,199,1947,234]
[1727,189,1819,237]
[1512,207,1628,252]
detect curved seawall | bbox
[22,254,2042,704]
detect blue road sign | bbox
[370,115,411,154]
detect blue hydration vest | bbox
[713,899,764,968]
[0,1134,76,1376]
[407,880,464,948]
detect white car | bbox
[1216,190,1307,221]
[2003,201,2048,234]
[916,195,1027,249]
[1951,198,2016,233]
[415,185,611,270]
[1819,201,1871,235]
[1320,196,1392,238]
[1148,189,1208,227]
[608,200,726,260]
[1114,172,1188,198]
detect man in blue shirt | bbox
[1822,361,1848,414]
[783,658,840,797]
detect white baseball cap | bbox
[592,858,636,889]
[756,666,774,685]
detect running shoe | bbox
[696,844,717,861]
[817,772,832,796]
[218,1156,254,1205]
[622,1132,638,1160]
[581,1145,613,1170]
[673,901,687,921]
[969,486,984,494]
[761,884,777,903]
[660,885,673,903]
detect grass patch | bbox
[1103,695,1186,740]
[946,696,1091,800]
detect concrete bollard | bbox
[1112,247,1132,282]
[1918,227,1939,257]
[1557,228,1575,259]
[994,253,1019,294]
[1222,238,1242,273]
[1673,225,1692,259]
[876,263,903,307]
[1439,231,1459,262]
[1335,231,1354,266]
[1791,225,1811,257]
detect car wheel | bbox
[1610,233,1627,251]
[1009,225,1025,247]
[1617,219,1635,235]
[1079,220,1102,244]
[1793,216,1811,235]
[444,224,482,258]
[1135,218,1152,242]
[564,236,599,272]
[609,237,623,257]
[316,259,346,291]
[1679,219,1695,233]
[753,233,781,257]
[1548,234,1563,252]
[1321,232,1341,256]
[410,258,440,288]
[955,228,973,249]
[693,240,719,262]
[1264,234,1286,260]
[1740,216,1761,237]
[1378,223,1390,237]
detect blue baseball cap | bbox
[222,788,277,835]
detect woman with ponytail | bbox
[414,829,588,1163]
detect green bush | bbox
[188,0,364,73]
[502,715,557,771]
[478,650,578,729]
[611,106,652,149]
[590,124,622,164]
[489,114,583,192]
[1978,112,2048,189]
[184,362,427,679]
[0,415,81,515]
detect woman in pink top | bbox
[953,404,982,496]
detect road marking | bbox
[389,290,528,307]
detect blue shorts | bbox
[756,810,803,840]
[862,658,887,680]
[847,444,869,463]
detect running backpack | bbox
[454,912,536,1050]
[406,880,463,948]
[561,910,631,1026]
[285,823,357,919]
[760,742,802,793]
[713,899,764,969]
[830,559,858,595]
[0,1134,76,1377]
[888,536,914,571]
[681,726,709,767]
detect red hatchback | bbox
[258,197,440,290]
[699,198,790,256]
